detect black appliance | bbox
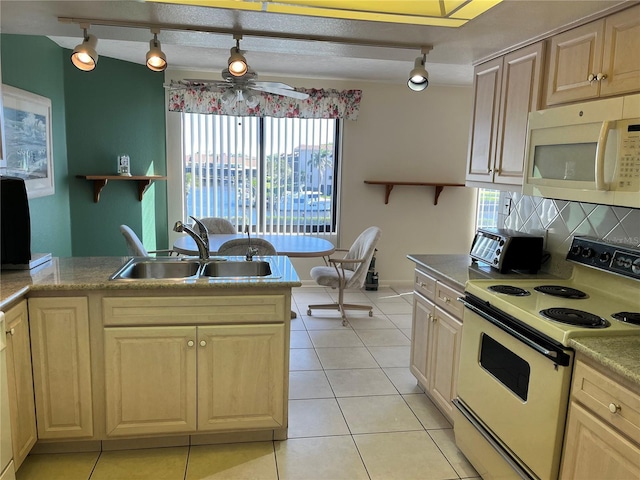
[470,227,544,273]
[1,176,31,266]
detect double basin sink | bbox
[110,256,277,281]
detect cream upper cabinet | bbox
[409,268,463,422]
[29,297,93,440]
[4,301,36,470]
[545,4,640,106]
[466,42,544,189]
[560,356,640,479]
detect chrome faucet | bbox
[245,225,258,261]
[174,219,209,261]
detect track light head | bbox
[407,46,432,92]
[228,35,248,77]
[71,26,98,72]
[146,30,167,72]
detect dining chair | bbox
[119,225,174,256]
[217,238,277,256]
[197,217,237,234]
[307,226,381,326]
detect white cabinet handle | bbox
[608,403,621,414]
[187,340,194,347]
[597,73,607,81]
[588,73,597,83]
[200,340,207,347]
[8,328,15,336]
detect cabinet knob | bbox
[608,403,621,414]
[588,73,597,83]
[443,296,451,304]
[8,328,15,336]
[596,73,607,82]
[187,340,194,347]
[200,340,207,347]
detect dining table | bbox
[172,233,336,258]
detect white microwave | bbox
[523,94,640,208]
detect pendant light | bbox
[407,45,433,92]
[227,35,248,77]
[146,29,167,72]
[71,24,98,72]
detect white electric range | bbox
[454,236,640,480]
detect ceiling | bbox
[0,1,632,86]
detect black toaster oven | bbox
[470,228,544,273]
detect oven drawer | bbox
[414,269,436,301]
[571,359,640,442]
[435,282,463,318]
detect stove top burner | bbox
[488,285,531,296]
[540,308,610,328]
[534,285,588,299]
[612,312,640,326]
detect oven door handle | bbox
[458,297,559,362]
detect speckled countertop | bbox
[0,256,301,310]
[406,254,559,290]
[407,254,639,389]
[570,336,640,387]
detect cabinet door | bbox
[494,42,544,186]
[561,402,640,480]
[466,57,503,183]
[197,324,285,431]
[600,5,640,97]
[428,307,462,420]
[104,326,197,437]
[545,20,604,106]
[4,301,36,470]
[410,292,434,390]
[29,297,93,439]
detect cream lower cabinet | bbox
[4,301,36,470]
[560,356,640,479]
[28,297,93,440]
[104,323,285,437]
[410,269,463,422]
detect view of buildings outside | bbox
[182,114,338,233]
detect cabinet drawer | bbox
[414,269,436,300]
[435,282,464,318]
[571,360,640,442]
[103,295,286,326]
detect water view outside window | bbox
[181,114,339,234]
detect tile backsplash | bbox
[498,192,640,277]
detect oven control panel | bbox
[567,236,640,280]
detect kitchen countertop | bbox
[408,254,639,390]
[406,254,559,291]
[0,256,301,310]
[570,336,640,388]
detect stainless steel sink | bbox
[110,257,279,281]
[110,258,200,280]
[201,260,272,277]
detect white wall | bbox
[165,71,477,285]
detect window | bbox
[181,114,339,234]
[476,188,500,229]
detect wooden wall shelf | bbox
[76,175,167,203]
[364,181,465,205]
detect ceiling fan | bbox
[168,35,309,106]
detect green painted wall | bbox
[64,52,168,256]
[1,35,72,256]
[1,33,169,257]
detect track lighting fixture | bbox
[71,24,98,71]
[146,29,167,72]
[407,45,433,92]
[227,35,248,77]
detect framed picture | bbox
[1,85,54,198]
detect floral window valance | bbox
[167,82,362,120]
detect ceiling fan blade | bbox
[252,81,296,90]
[251,85,310,99]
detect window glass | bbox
[476,188,500,229]
[182,114,339,234]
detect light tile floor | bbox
[16,286,479,480]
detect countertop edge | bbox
[569,337,640,388]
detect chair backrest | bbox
[120,225,148,256]
[197,217,237,234]
[217,238,277,256]
[343,226,382,288]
